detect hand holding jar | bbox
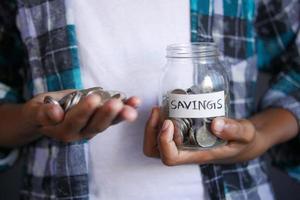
[143,43,261,165]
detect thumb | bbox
[158,120,180,163]
[211,117,255,143]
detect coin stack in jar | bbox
[163,84,227,150]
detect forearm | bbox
[250,108,299,145]
[0,103,40,148]
[249,108,299,153]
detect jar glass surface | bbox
[160,42,230,150]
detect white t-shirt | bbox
[71,1,207,199]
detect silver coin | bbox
[187,85,201,94]
[171,118,189,140]
[62,91,79,111]
[171,89,187,94]
[171,120,185,145]
[97,90,112,103]
[179,119,190,135]
[187,118,194,127]
[58,91,78,106]
[108,90,127,101]
[204,118,213,123]
[44,96,60,106]
[65,91,83,112]
[62,94,79,111]
[62,96,72,111]
[195,126,217,147]
[182,118,192,129]
[188,128,196,145]
[83,89,111,104]
[171,119,184,145]
[80,87,104,97]
[58,94,69,105]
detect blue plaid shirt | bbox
[0,0,299,199]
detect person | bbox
[0,0,299,199]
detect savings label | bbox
[168,91,225,118]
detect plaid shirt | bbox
[0,0,299,199]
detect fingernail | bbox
[214,118,225,132]
[162,120,170,131]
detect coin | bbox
[171,119,184,145]
[60,91,78,111]
[188,128,196,145]
[204,118,213,133]
[44,87,127,113]
[171,118,189,142]
[82,89,112,104]
[44,96,60,106]
[171,89,187,94]
[80,87,103,96]
[97,90,112,103]
[187,118,194,127]
[187,85,201,94]
[195,126,217,147]
[65,91,83,112]
[59,91,77,106]
[182,118,192,129]
[108,90,127,101]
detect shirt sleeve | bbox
[259,33,300,128]
[256,1,300,130]
[0,1,25,171]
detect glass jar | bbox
[159,42,230,150]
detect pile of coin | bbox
[167,87,223,149]
[44,87,127,112]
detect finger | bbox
[155,119,243,165]
[176,144,238,165]
[143,107,160,157]
[158,140,241,165]
[211,117,255,143]
[158,119,181,165]
[124,96,141,108]
[60,94,102,134]
[112,105,138,124]
[82,98,124,134]
[35,103,64,126]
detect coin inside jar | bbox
[182,118,193,129]
[171,88,187,94]
[187,85,201,94]
[188,127,196,145]
[195,126,217,147]
[171,118,189,145]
